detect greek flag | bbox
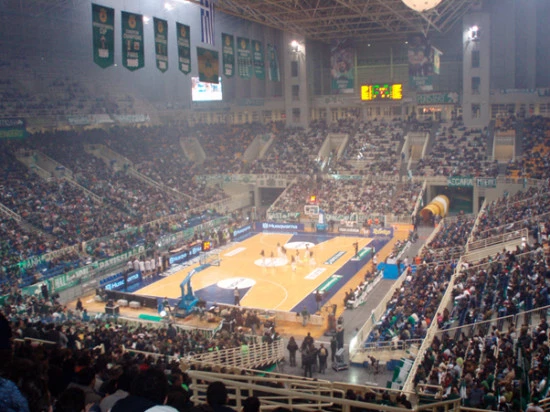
[200,0,215,45]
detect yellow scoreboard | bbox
[360,83,403,101]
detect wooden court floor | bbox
[137,228,409,314]
[78,226,411,338]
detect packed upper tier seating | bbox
[27,131,188,224]
[420,215,475,263]
[414,245,550,410]
[102,125,227,205]
[416,121,498,177]
[245,126,325,174]
[269,176,421,218]
[335,119,405,176]
[471,187,550,241]
[507,116,550,179]
[193,122,273,174]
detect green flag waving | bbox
[121,11,145,71]
[153,18,168,73]
[91,4,114,68]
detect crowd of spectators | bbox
[27,130,188,224]
[269,176,421,219]
[506,116,550,180]
[334,119,405,176]
[472,187,549,241]
[245,127,324,174]
[101,125,226,205]
[416,121,498,177]
[419,215,475,263]
[414,242,550,411]
[193,123,273,174]
[365,262,455,345]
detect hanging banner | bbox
[153,17,168,73]
[237,37,252,79]
[408,34,434,91]
[268,44,280,82]
[222,33,235,78]
[252,40,265,80]
[330,39,355,94]
[177,23,191,74]
[121,11,145,71]
[197,47,219,83]
[433,47,442,75]
[91,4,115,68]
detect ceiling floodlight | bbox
[401,0,443,12]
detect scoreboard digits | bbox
[360,83,403,101]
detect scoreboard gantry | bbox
[360,83,403,101]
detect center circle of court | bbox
[217,277,256,290]
[284,241,315,250]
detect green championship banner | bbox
[267,44,280,82]
[0,118,27,139]
[197,47,219,83]
[252,40,265,80]
[237,37,252,79]
[153,17,168,73]
[222,33,235,78]
[92,4,115,68]
[177,23,191,74]
[121,11,145,71]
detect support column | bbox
[462,13,490,127]
[283,32,309,128]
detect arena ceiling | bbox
[3,0,481,42]
[215,0,481,41]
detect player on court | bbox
[277,242,283,257]
[260,249,266,267]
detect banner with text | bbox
[252,40,265,80]
[268,44,280,82]
[153,17,168,73]
[221,33,235,78]
[177,23,191,74]
[92,3,115,68]
[197,47,219,83]
[255,222,304,233]
[330,38,355,94]
[237,37,252,79]
[408,34,433,91]
[416,92,459,105]
[121,11,144,71]
[0,118,27,139]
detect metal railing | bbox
[466,228,527,252]
[187,369,421,412]
[183,339,285,370]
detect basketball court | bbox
[135,231,393,316]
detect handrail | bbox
[473,210,550,241]
[186,370,418,412]
[0,203,21,221]
[466,228,527,252]
[182,340,285,370]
